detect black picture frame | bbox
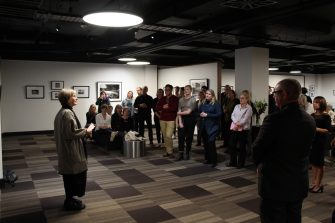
[51,81,64,90]
[97,82,122,102]
[51,91,60,100]
[73,86,90,98]
[189,78,209,97]
[26,85,45,99]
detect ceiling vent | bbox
[219,0,278,10]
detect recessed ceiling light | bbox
[83,12,143,27]
[127,61,150,65]
[289,70,301,74]
[118,58,136,62]
[268,67,279,71]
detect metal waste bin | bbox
[123,140,146,158]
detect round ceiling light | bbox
[83,12,143,27]
[289,70,301,74]
[127,61,150,65]
[118,58,136,62]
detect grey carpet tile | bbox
[40,195,65,210]
[20,141,37,146]
[3,155,25,161]
[1,133,335,223]
[220,176,256,188]
[113,169,154,185]
[237,197,261,214]
[2,149,22,154]
[105,185,142,199]
[3,163,29,170]
[99,159,124,166]
[173,185,212,199]
[31,171,60,181]
[47,156,58,161]
[127,205,175,223]
[148,158,174,165]
[1,211,47,223]
[1,181,35,193]
[169,165,218,177]
[86,181,102,192]
[18,137,35,141]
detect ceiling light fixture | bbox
[127,61,150,65]
[289,70,301,74]
[268,67,279,71]
[118,58,136,62]
[83,12,143,27]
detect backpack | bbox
[3,169,18,187]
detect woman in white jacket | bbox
[227,90,253,168]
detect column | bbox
[235,47,269,125]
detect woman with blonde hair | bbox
[85,104,97,128]
[199,89,222,167]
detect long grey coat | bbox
[54,108,87,174]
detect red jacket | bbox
[156,95,179,121]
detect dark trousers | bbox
[260,198,303,223]
[229,130,249,166]
[202,130,217,164]
[93,129,112,148]
[222,120,232,146]
[138,114,153,142]
[134,114,139,132]
[62,170,87,199]
[196,119,202,145]
[178,115,196,154]
[154,116,164,144]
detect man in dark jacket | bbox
[134,86,154,144]
[252,79,316,223]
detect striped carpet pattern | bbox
[1,133,334,223]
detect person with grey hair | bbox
[252,79,316,222]
[54,89,94,211]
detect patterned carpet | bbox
[1,133,334,223]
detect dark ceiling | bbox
[0,0,335,74]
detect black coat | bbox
[252,102,316,201]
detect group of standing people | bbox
[54,79,334,223]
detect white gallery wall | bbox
[319,73,335,106]
[1,60,157,133]
[158,62,219,94]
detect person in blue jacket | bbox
[199,89,222,167]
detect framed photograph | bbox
[51,81,64,90]
[26,85,44,99]
[97,82,122,102]
[190,79,209,97]
[51,91,60,100]
[333,90,335,96]
[73,86,90,98]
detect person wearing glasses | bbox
[252,79,316,223]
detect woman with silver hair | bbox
[54,89,93,211]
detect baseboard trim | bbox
[2,130,54,137]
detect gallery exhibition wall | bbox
[1,59,335,135]
[158,62,219,95]
[1,60,158,133]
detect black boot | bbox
[176,152,184,161]
[209,141,217,168]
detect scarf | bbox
[62,105,82,128]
